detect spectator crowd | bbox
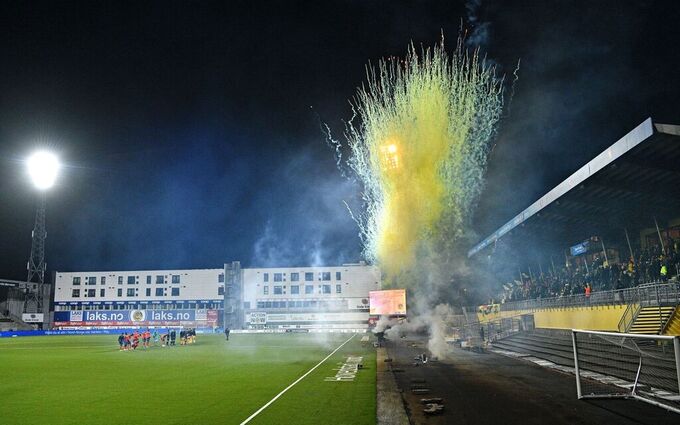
[499,239,680,303]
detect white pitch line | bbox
[239,333,356,425]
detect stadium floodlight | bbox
[24,150,60,324]
[27,150,60,190]
[381,143,399,170]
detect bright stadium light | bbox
[27,151,60,190]
[24,149,61,323]
[381,143,399,170]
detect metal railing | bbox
[493,282,680,312]
[458,312,532,345]
[617,303,640,333]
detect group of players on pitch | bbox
[117,328,197,351]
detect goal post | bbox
[571,329,680,414]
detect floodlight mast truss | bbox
[25,193,46,313]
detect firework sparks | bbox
[342,37,504,283]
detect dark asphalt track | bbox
[385,337,679,425]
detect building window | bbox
[171,287,180,296]
[155,288,164,297]
[72,277,81,285]
[118,276,123,285]
[72,289,80,297]
[218,273,224,283]
[101,276,106,285]
[263,273,269,282]
[117,288,122,297]
[87,277,97,285]
[336,284,342,294]
[146,288,151,297]
[274,285,283,295]
[171,275,180,284]
[322,272,331,281]
[87,289,96,297]
[146,276,151,284]
[336,272,341,280]
[322,285,331,294]
[274,273,283,282]
[218,286,225,296]
[127,288,136,297]
[305,272,314,281]
[100,288,105,297]
[305,285,314,294]
[156,275,164,284]
[291,272,299,281]
[127,276,136,285]
[263,286,269,295]
[291,285,300,295]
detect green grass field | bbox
[0,333,376,425]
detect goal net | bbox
[571,329,680,414]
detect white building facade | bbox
[52,263,380,330]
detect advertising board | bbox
[369,289,406,315]
[53,309,218,327]
[21,313,44,323]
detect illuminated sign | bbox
[369,289,406,315]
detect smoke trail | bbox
[342,37,504,285]
[465,0,491,48]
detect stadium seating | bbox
[0,312,33,331]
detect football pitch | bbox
[0,332,376,425]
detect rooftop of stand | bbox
[469,118,680,257]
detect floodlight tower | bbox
[24,151,60,315]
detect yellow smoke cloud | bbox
[346,39,503,280]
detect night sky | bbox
[1,1,679,280]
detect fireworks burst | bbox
[342,37,504,283]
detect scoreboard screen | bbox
[369,289,406,315]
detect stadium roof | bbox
[469,118,680,257]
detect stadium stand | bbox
[0,311,32,331]
[458,118,680,413]
[496,241,680,304]
[467,119,680,336]
[0,279,38,330]
[469,118,680,261]
[475,283,680,338]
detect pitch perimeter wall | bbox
[477,304,630,332]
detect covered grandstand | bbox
[469,118,680,304]
[464,118,680,414]
[469,118,680,260]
